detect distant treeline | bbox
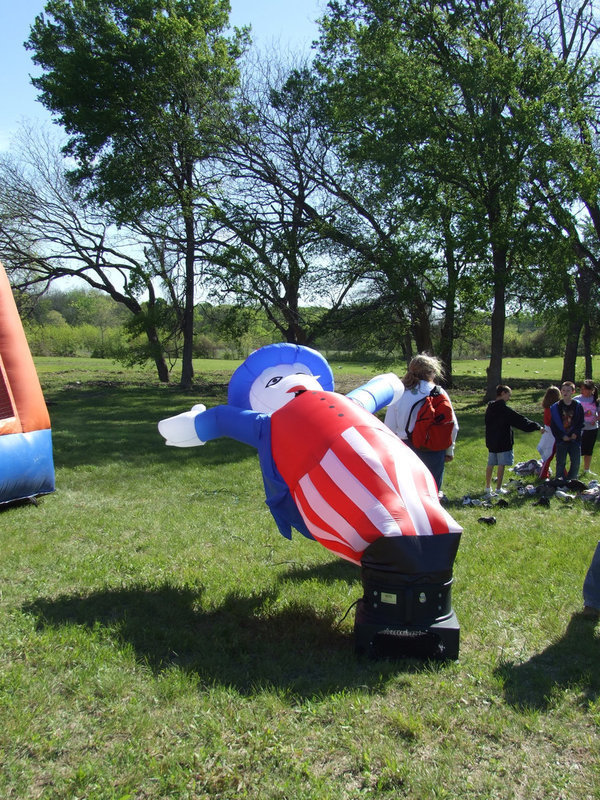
[20,288,571,366]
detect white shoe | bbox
[496,487,509,495]
[483,488,496,498]
[555,490,575,500]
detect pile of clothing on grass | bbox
[461,462,600,523]
[512,458,544,477]
[510,476,600,505]
[509,458,600,503]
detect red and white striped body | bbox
[271,390,462,565]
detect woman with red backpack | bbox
[384,354,458,496]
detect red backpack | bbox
[405,386,454,451]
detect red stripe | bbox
[307,462,384,543]
[295,454,419,546]
[328,433,392,497]
[293,484,364,563]
[327,429,418,536]
[293,470,375,548]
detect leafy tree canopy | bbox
[27,0,247,219]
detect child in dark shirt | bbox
[484,385,543,496]
[550,381,585,480]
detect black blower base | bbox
[355,531,462,660]
[354,599,459,660]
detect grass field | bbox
[0,356,598,799]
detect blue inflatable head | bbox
[227,343,335,411]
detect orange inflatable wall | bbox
[0,263,51,435]
[0,261,54,504]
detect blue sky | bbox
[0,0,324,152]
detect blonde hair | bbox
[402,354,444,389]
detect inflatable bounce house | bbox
[0,262,55,505]
[159,343,462,660]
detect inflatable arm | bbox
[158,401,307,541]
[194,405,263,447]
[159,404,264,449]
[346,373,404,414]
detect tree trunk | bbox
[577,267,593,379]
[561,276,581,382]
[561,323,581,383]
[438,321,454,389]
[180,202,196,391]
[286,324,308,345]
[439,219,458,389]
[485,247,508,402]
[142,283,169,382]
[154,354,170,383]
[145,324,170,383]
[282,289,308,344]
[583,321,593,379]
[411,297,434,354]
[401,333,413,365]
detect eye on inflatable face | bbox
[227,343,335,411]
[249,365,323,413]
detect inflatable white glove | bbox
[158,403,206,447]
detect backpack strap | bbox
[405,399,423,439]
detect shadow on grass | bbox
[494,612,600,710]
[49,384,257,470]
[22,583,435,699]
[278,559,360,585]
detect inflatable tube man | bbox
[159,344,462,659]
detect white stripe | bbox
[394,448,462,536]
[342,426,454,537]
[389,446,462,534]
[388,446,435,535]
[440,507,463,534]
[295,516,362,565]
[340,426,398,493]
[320,448,403,537]
[296,474,370,551]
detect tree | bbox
[0,126,171,381]
[527,0,600,378]
[196,53,366,346]
[27,0,247,388]
[225,62,456,365]
[315,0,576,398]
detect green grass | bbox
[33,353,600,385]
[0,357,598,799]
